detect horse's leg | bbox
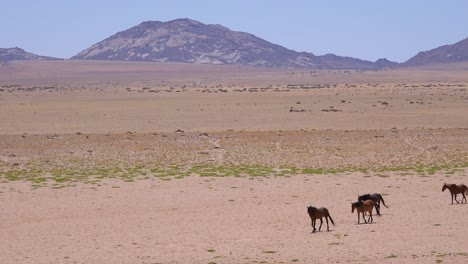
[312,219,316,232]
[375,203,381,216]
[318,218,323,232]
[369,210,373,223]
[325,216,329,231]
[357,212,360,224]
[362,212,367,223]
[462,192,467,203]
[454,193,459,204]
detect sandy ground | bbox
[1,61,467,134]
[1,172,467,264]
[0,61,467,263]
[0,82,467,134]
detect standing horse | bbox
[351,200,375,224]
[358,193,388,216]
[307,206,335,232]
[442,183,467,204]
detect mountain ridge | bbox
[0,47,60,61]
[6,18,466,69]
[71,18,393,69]
[404,37,468,66]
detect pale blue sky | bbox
[2,0,467,62]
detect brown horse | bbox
[307,206,335,232]
[358,193,388,216]
[351,200,375,224]
[442,183,467,204]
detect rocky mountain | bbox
[405,37,468,66]
[0,47,59,61]
[72,18,318,68]
[72,18,393,69]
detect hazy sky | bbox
[2,0,467,62]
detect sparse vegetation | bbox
[1,151,467,189]
[1,160,466,188]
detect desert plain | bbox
[0,60,467,263]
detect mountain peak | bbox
[169,18,203,25]
[6,47,25,52]
[138,18,202,28]
[71,18,381,69]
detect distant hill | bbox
[72,18,394,69]
[312,54,399,69]
[405,37,468,66]
[0,47,59,62]
[374,58,400,68]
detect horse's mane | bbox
[360,193,384,200]
[358,194,370,200]
[307,206,317,214]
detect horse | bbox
[358,193,388,216]
[307,206,335,232]
[442,183,467,204]
[351,200,375,224]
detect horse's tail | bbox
[327,212,335,226]
[379,194,388,208]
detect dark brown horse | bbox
[351,200,375,224]
[442,183,467,204]
[358,193,388,216]
[307,206,335,232]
